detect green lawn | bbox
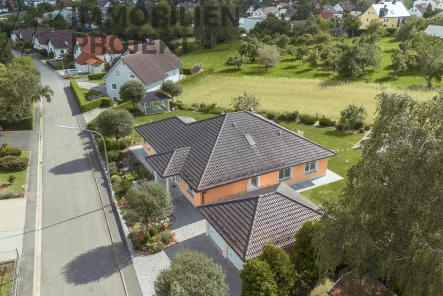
[180,37,443,88]
[0,151,29,195]
[177,75,436,123]
[81,88,103,98]
[0,261,15,296]
[308,279,334,296]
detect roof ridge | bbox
[243,195,261,259]
[196,113,229,191]
[275,185,322,214]
[245,111,337,156]
[135,116,186,130]
[198,194,260,208]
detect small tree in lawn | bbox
[125,181,172,226]
[240,258,278,296]
[257,44,280,71]
[258,242,295,296]
[232,92,260,111]
[7,175,16,184]
[95,109,134,145]
[160,80,182,101]
[296,45,308,64]
[391,48,407,79]
[292,221,320,291]
[225,54,247,69]
[339,104,367,130]
[155,250,228,296]
[119,80,146,107]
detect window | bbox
[305,161,318,174]
[112,84,117,89]
[130,72,135,78]
[278,168,291,181]
[251,176,260,187]
[366,18,368,21]
[186,183,195,197]
[116,70,120,76]
[173,175,180,185]
[60,50,64,54]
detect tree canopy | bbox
[240,258,278,296]
[257,44,280,71]
[119,80,146,106]
[314,91,443,296]
[160,80,182,98]
[95,109,134,144]
[155,250,228,296]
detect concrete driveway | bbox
[77,78,107,95]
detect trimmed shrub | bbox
[88,72,106,81]
[109,162,118,176]
[107,150,121,162]
[160,230,173,244]
[277,111,299,122]
[177,68,214,87]
[118,137,132,150]
[180,68,192,75]
[265,111,278,120]
[0,143,22,157]
[96,137,118,152]
[8,175,16,184]
[299,114,317,125]
[70,79,113,113]
[111,175,121,183]
[148,226,158,237]
[364,125,371,131]
[354,121,364,130]
[0,156,29,172]
[336,124,344,131]
[147,241,165,253]
[318,116,336,127]
[359,127,365,133]
[122,210,139,227]
[0,103,34,130]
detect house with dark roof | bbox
[197,182,321,269]
[74,35,124,74]
[350,2,367,15]
[32,29,75,57]
[135,111,336,207]
[103,40,183,104]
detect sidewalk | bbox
[0,197,26,255]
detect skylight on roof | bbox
[245,134,256,146]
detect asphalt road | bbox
[17,54,142,295]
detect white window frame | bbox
[130,72,135,78]
[173,175,180,185]
[115,70,121,76]
[304,161,318,174]
[186,183,195,197]
[250,176,260,188]
[111,84,117,89]
[278,168,292,181]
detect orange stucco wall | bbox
[203,179,248,204]
[180,177,202,206]
[142,140,155,155]
[284,158,328,185]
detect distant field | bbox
[180,37,443,88]
[177,75,436,123]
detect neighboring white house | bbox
[409,4,426,17]
[74,35,124,73]
[30,29,75,56]
[246,5,255,14]
[104,40,183,102]
[0,3,8,12]
[424,24,443,38]
[412,0,440,10]
[239,17,265,32]
[252,8,266,17]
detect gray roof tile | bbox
[135,111,336,191]
[198,183,321,260]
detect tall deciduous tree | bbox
[155,250,228,296]
[95,109,134,145]
[343,14,361,37]
[258,243,295,296]
[314,91,443,296]
[0,57,54,122]
[119,80,146,107]
[225,54,247,69]
[231,92,260,111]
[257,44,280,71]
[124,181,172,226]
[240,258,278,296]
[390,48,407,78]
[238,38,262,62]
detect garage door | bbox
[227,245,244,270]
[208,225,224,251]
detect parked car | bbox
[54,56,64,61]
[64,69,82,76]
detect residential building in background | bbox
[360,1,410,29]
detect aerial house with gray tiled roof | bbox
[135,111,336,207]
[198,182,322,270]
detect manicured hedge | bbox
[178,68,214,86]
[180,68,192,75]
[88,72,106,81]
[0,155,29,172]
[70,79,114,113]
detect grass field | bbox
[308,280,335,296]
[180,37,443,88]
[0,151,29,194]
[0,261,15,296]
[177,75,436,123]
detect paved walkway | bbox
[128,145,242,296]
[77,79,107,94]
[291,169,344,192]
[0,198,26,255]
[83,107,109,123]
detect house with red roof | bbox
[74,35,124,74]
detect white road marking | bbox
[32,100,43,296]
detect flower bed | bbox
[127,220,178,254]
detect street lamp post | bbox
[58,125,110,182]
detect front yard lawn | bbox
[80,88,103,98]
[0,151,29,195]
[0,261,15,296]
